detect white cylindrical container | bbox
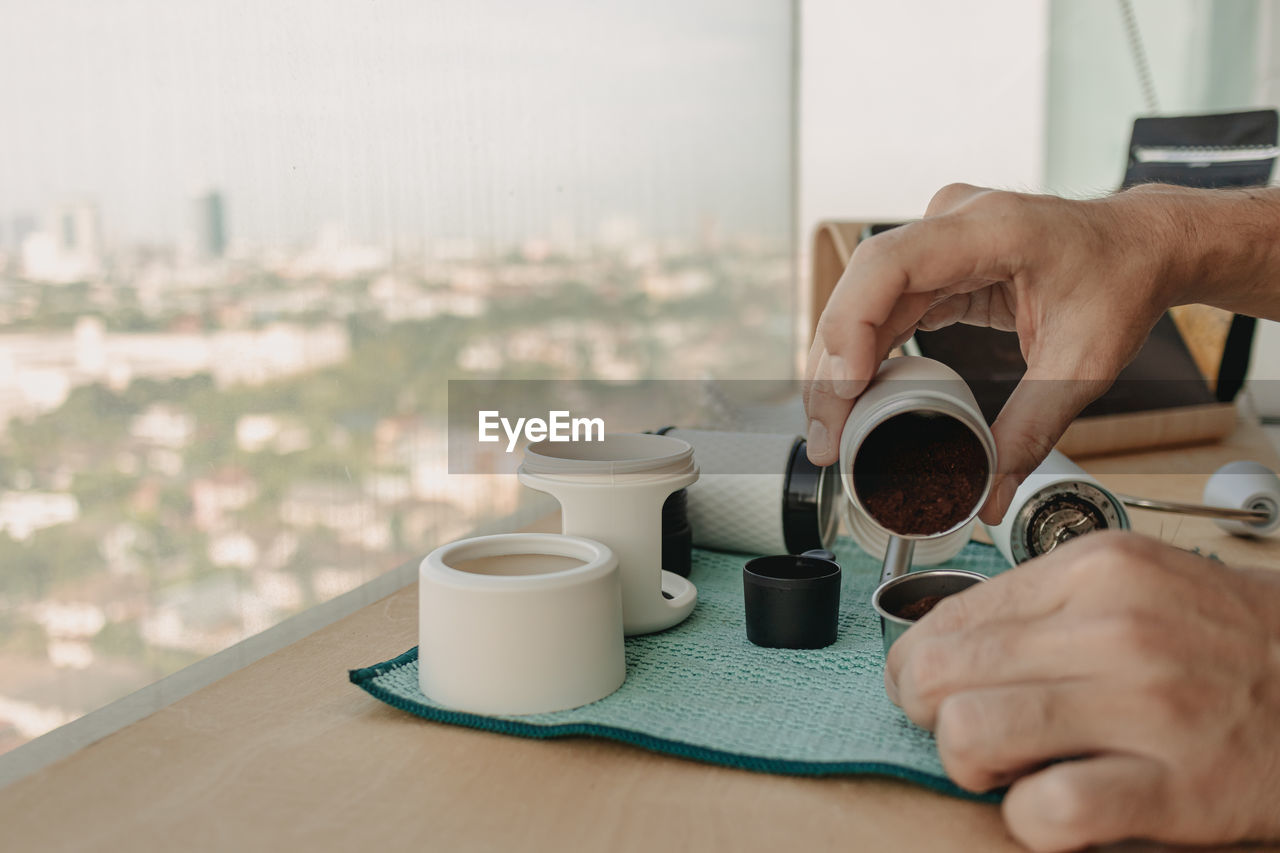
[519,433,698,635]
[419,533,625,715]
[660,428,839,556]
[984,449,1129,566]
[837,357,997,556]
[1203,460,1280,536]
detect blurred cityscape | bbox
[0,191,792,755]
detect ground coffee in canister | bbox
[853,411,988,536]
[893,594,944,621]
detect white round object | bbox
[419,533,625,715]
[1203,460,1280,536]
[519,433,698,635]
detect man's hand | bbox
[885,531,1280,852]
[805,183,1203,523]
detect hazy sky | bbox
[0,0,792,250]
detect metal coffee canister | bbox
[837,356,997,580]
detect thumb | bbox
[980,366,1111,524]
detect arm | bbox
[1134,184,1280,319]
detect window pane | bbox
[1046,0,1264,195]
[0,0,794,755]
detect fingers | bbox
[889,618,1096,728]
[980,366,1112,524]
[916,293,973,331]
[884,537,1107,706]
[806,212,1019,464]
[817,220,974,372]
[803,335,867,463]
[805,291,937,465]
[804,353,856,464]
[933,685,1120,793]
[1003,754,1168,852]
[816,209,1020,380]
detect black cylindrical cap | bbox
[743,554,841,649]
[783,439,838,554]
[661,488,692,578]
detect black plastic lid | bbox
[782,438,838,555]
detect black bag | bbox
[1123,109,1278,190]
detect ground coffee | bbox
[894,594,944,621]
[853,411,988,536]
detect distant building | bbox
[641,269,712,301]
[52,200,103,272]
[30,600,106,640]
[21,200,103,282]
[285,223,386,278]
[190,469,258,532]
[207,531,259,569]
[0,320,351,429]
[129,403,196,449]
[235,413,310,454]
[252,570,303,611]
[280,481,389,550]
[0,492,80,541]
[140,575,249,655]
[189,189,227,263]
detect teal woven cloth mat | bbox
[349,538,1007,800]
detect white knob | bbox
[1203,461,1280,537]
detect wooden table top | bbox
[3,420,1279,852]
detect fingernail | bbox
[807,419,830,458]
[826,354,858,398]
[978,477,1008,525]
[994,478,1016,517]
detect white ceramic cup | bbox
[519,433,698,635]
[418,533,626,715]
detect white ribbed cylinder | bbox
[665,429,799,555]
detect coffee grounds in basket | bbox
[894,594,944,621]
[853,412,988,536]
